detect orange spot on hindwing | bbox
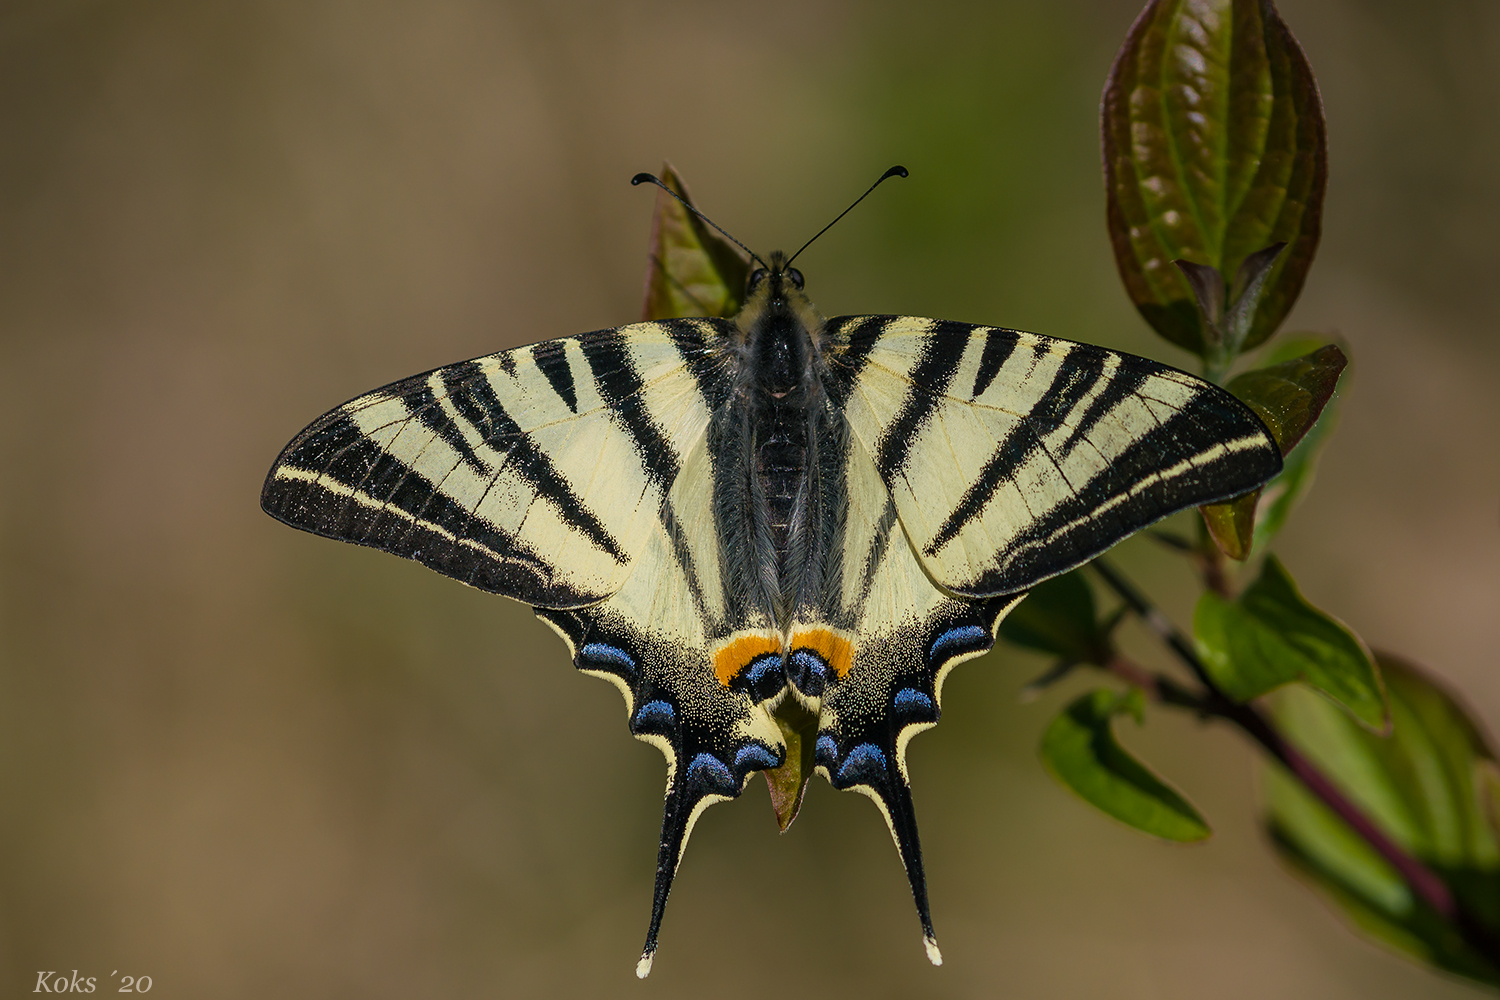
[713,632,782,687]
[711,626,855,693]
[789,626,854,679]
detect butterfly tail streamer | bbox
[827,736,942,964]
[886,777,945,966]
[812,595,1025,966]
[638,751,745,978]
[533,607,742,979]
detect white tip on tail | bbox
[924,934,943,966]
[636,951,655,979]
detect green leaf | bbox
[764,697,818,832]
[1227,343,1346,455]
[1197,342,1347,558]
[1103,0,1327,359]
[1264,654,1500,987]
[1194,555,1387,729]
[1247,337,1345,552]
[1199,487,1260,561]
[998,571,1108,664]
[1257,333,1331,368]
[1040,689,1211,842]
[640,162,750,321]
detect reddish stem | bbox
[1090,558,1500,962]
[1233,703,1457,917]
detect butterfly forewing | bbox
[826,316,1281,597]
[262,319,735,608]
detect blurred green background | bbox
[1,1,1496,996]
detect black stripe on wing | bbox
[662,321,735,410]
[923,340,1114,553]
[966,399,1279,594]
[531,340,578,413]
[580,330,683,493]
[261,322,733,607]
[659,496,719,635]
[403,377,490,476]
[261,405,577,602]
[849,494,900,612]
[970,328,1018,399]
[940,382,1280,596]
[441,360,629,561]
[873,321,970,477]
[823,315,898,409]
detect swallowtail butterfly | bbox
[261,168,1280,976]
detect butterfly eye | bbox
[747,268,768,293]
[787,268,804,290]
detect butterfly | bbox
[260,167,1281,977]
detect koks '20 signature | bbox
[34,970,152,993]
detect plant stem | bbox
[1091,559,1214,690]
[1090,557,1500,963]
[1193,518,1234,598]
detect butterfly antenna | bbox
[785,164,908,268]
[631,172,769,271]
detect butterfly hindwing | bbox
[537,431,787,978]
[801,425,1025,963]
[262,319,736,607]
[796,314,1278,959]
[825,316,1282,597]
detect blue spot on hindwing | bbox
[632,699,675,733]
[733,743,780,774]
[743,654,785,701]
[815,734,838,767]
[579,642,636,674]
[787,650,829,696]
[893,687,936,718]
[928,625,989,664]
[835,743,888,786]
[746,655,781,684]
[686,753,735,794]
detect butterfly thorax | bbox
[725,252,838,629]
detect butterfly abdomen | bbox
[754,394,810,579]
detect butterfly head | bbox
[744,251,804,304]
[632,165,908,395]
[742,251,811,313]
[736,251,825,396]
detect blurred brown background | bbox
[1,0,1496,996]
